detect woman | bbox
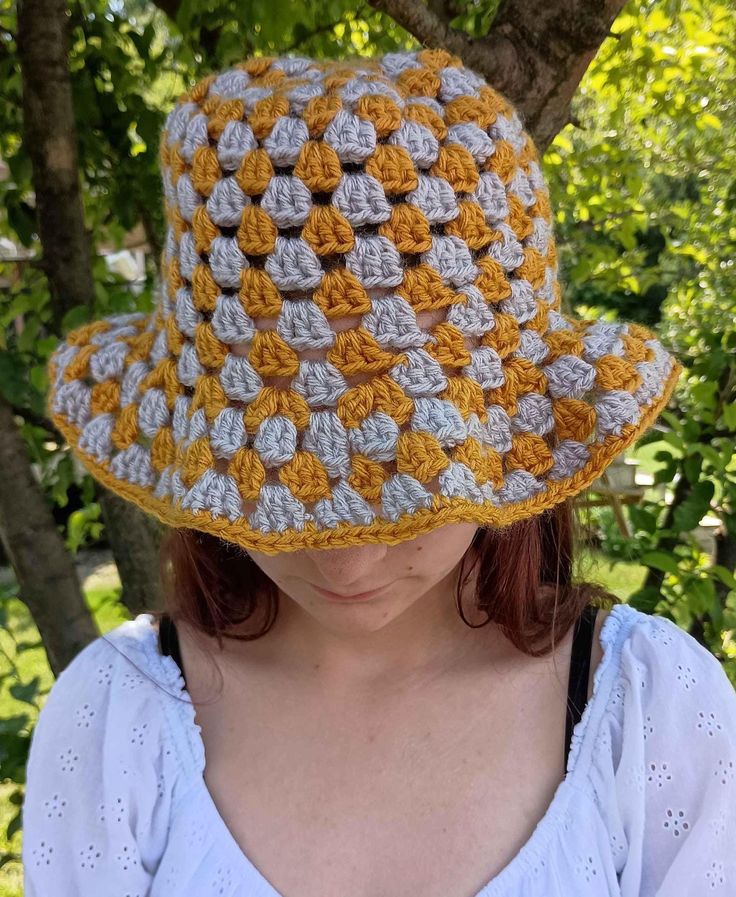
[24,50,735,895]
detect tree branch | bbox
[367,0,480,61]
[367,0,627,151]
[426,0,453,27]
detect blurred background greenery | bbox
[1,0,735,891]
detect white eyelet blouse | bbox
[22,602,736,896]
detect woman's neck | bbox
[212,563,507,696]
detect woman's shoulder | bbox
[571,602,735,785]
[588,608,736,890]
[50,613,182,694]
[589,601,736,780]
[23,616,200,892]
[610,602,735,704]
[29,614,204,776]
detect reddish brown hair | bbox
[159,493,619,657]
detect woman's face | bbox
[248,522,479,634]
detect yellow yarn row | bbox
[172,140,548,255]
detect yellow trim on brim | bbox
[50,360,683,555]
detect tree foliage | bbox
[545,0,736,641]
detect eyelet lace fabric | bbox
[23,603,736,896]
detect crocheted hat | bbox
[47,50,683,555]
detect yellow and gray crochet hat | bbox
[47,50,683,555]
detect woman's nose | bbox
[307,543,389,586]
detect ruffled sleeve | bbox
[22,623,181,895]
[593,611,736,895]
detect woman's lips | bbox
[312,582,393,602]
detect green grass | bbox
[578,546,649,599]
[0,550,646,894]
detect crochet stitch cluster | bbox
[47,49,682,553]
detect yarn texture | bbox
[47,50,683,555]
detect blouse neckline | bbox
[123,601,638,897]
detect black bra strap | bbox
[158,613,186,689]
[564,604,598,767]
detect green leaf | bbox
[17,317,41,354]
[0,716,30,737]
[662,430,685,453]
[673,480,715,531]
[7,199,37,246]
[692,444,724,469]
[721,402,736,431]
[629,585,663,614]
[710,593,723,631]
[690,381,718,411]
[683,454,703,484]
[61,305,92,334]
[174,0,195,33]
[48,454,76,509]
[654,449,675,463]
[640,550,680,575]
[658,410,681,431]
[6,151,33,186]
[681,418,701,443]
[711,565,736,591]
[9,677,41,706]
[0,354,28,406]
[29,364,48,393]
[653,459,679,485]
[628,505,658,534]
[687,577,716,616]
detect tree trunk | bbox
[16,0,96,330]
[16,0,163,664]
[99,489,164,616]
[0,395,97,675]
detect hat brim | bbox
[48,309,683,555]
